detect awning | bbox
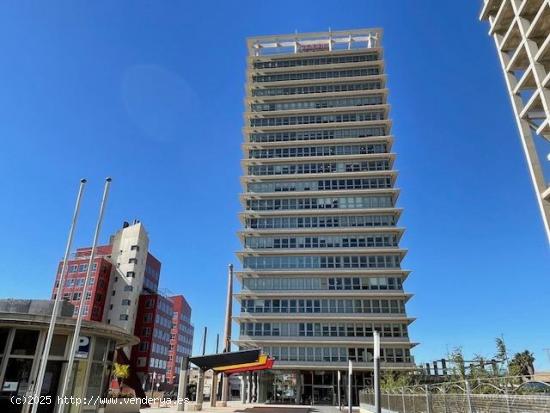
[215,354,268,372]
[189,348,261,371]
[223,358,275,375]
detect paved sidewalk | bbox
[141,403,345,413]
[142,403,359,413]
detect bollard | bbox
[425,385,432,413]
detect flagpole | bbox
[58,177,112,413]
[30,179,87,413]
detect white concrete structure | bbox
[104,221,149,336]
[480,0,550,243]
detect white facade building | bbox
[480,0,550,242]
[104,221,149,336]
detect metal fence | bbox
[359,377,550,413]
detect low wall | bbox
[360,403,398,413]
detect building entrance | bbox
[313,385,334,405]
[37,361,63,413]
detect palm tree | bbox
[509,351,535,378]
[113,363,130,389]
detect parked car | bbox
[517,381,550,395]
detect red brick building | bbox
[131,293,173,388]
[166,295,194,384]
[51,246,112,321]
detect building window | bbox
[131,245,140,251]
[120,314,129,321]
[124,286,133,292]
[129,258,137,264]
[121,299,131,306]
[127,272,135,278]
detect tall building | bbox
[480,0,550,242]
[166,295,194,384]
[235,29,416,405]
[51,220,194,390]
[106,220,151,334]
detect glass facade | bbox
[0,325,118,413]
[237,29,415,405]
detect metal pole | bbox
[196,327,207,409]
[348,360,353,413]
[425,385,432,413]
[465,380,474,413]
[59,178,111,413]
[221,264,233,406]
[177,356,189,411]
[374,330,381,413]
[402,388,406,413]
[202,326,207,355]
[212,332,220,407]
[30,179,87,413]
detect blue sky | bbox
[0,1,549,370]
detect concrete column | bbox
[251,373,257,403]
[257,371,265,403]
[210,372,218,407]
[246,373,252,404]
[295,372,302,404]
[176,358,189,411]
[240,374,246,403]
[196,369,205,410]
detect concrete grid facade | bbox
[480,0,550,242]
[235,29,416,405]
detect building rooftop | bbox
[247,28,382,56]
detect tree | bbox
[509,351,535,378]
[113,363,130,388]
[495,337,508,363]
[380,371,413,391]
[495,336,509,374]
[449,347,466,379]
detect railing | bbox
[359,376,550,413]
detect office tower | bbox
[236,29,416,405]
[480,0,550,242]
[166,295,194,384]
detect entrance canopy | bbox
[223,357,274,375]
[189,348,261,371]
[215,354,271,373]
